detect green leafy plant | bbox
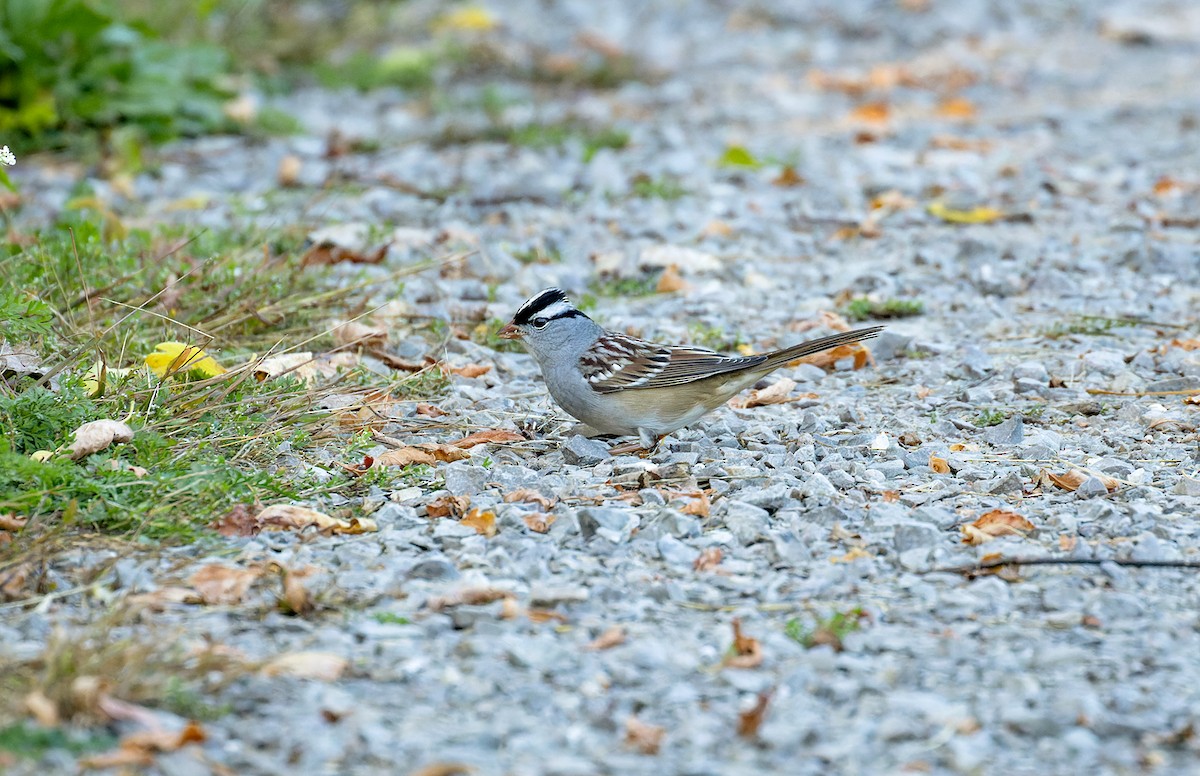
[843,297,925,322]
[0,0,234,149]
[785,608,866,651]
[631,175,686,200]
[972,408,1007,427]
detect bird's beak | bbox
[497,322,522,340]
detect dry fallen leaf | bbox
[447,363,491,378]
[936,96,976,119]
[78,722,206,770]
[256,504,378,535]
[960,509,1035,545]
[252,352,317,382]
[416,402,448,417]
[723,618,764,669]
[124,586,199,612]
[427,587,512,611]
[377,444,471,466]
[519,513,554,533]
[68,419,134,460]
[772,165,805,187]
[737,689,774,738]
[1046,468,1120,493]
[451,429,524,448]
[927,200,1004,224]
[277,154,302,187]
[145,342,226,378]
[585,626,627,651]
[408,764,476,776]
[730,377,819,408]
[505,488,555,509]
[333,320,388,349]
[188,563,263,605]
[656,263,690,293]
[831,546,872,563]
[850,101,891,124]
[461,508,497,537]
[1059,534,1078,552]
[301,242,388,267]
[0,513,27,531]
[24,689,59,726]
[279,566,314,616]
[427,495,470,518]
[681,490,711,518]
[624,716,666,755]
[793,342,874,371]
[693,547,723,572]
[930,455,951,474]
[1,561,34,600]
[260,651,348,681]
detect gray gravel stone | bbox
[577,507,637,543]
[561,435,610,466]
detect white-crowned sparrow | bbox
[498,288,883,449]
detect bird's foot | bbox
[609,431,666,458]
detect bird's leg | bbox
[608,430,666,457]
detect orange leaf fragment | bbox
[448,363,491,378]
[737,689,774,738]
[260,651,348,681]
[1059,534,1078,552]
[188,563,263,605]
[850,101,890,124]
[505,488,555,509]
[772,165,805,187]
[656,263,690,293]
[1153,176,1181,196]
[930,455,951,474]
[416,402,448,417]
[461,508,497,537]
[585,626,627,651]
[451,429,524,448]
[793,342,873,371]
[681,490,711,517]
[693,547,723,572]
[427,586,512,611]
[960,509,1035,545]
[427,495,470,518]
[522,513,557,533]
[624,717,666,755]
[723,618,764,669]
[1046,468,1119,493]
[936,97,976,119]
[831,546,872,563]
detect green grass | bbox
[972,408,1007,427]
[0,722,116,760]
[785,608,866,651]
[0,213,450,541]
[1039,315,1145,339]
[511,246,563,265]
[631,175,687,200]
[472,318,526,353]
[843,297,925,322]
[686,322,745,352]
[591,274,658,298]
[372,612,412,625]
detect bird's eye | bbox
[532,316,550,329]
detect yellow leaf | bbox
[435,6,497,31]
[145,342,226,378]
[83,357,106,397]
[927,200,1004,224]
[461,508,497,537]
[718,145,762,169]
[831,547,872,563]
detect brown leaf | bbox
[209,504,259,537]
[731,378,819,408]
[300,242,387,267]
[260,651,348,681]
[831,547,872,563]
[461,508,497,537]
[585,626,627,651]
[960,509,1035,545]
[0,513,27,531]
[930,455,951,474]
[723,618,764,669]
[881,490,900,503]
[624,716,665,755]
[333,320,388,349]
[451,429,524,448]
[427,587,512,612]
[427,495,470,519]
[850,101,891,124]
[1047,468,1119,493]
[277,154,302,187]
[1185,394,1200,406]
[416,402,448,417]
[376,447,437,466]
[188,564,263,605]
[336,454,375,477]
[125,586,200,612]
[68,419,134,460]
[2,561,34,600]
[699,219,734,238]
[522,513,557,533]
[681,490,711,518]
[772,165,805,187]
[280,567,314,616]
[693,547,722,572]
[792,342,874,371]
[447,363,491,378]
[24,690,59,726]
[255,504,378,535]
[656,264,690,293]
[526,608,568,623]
[936,96,976,119]
[737,689,774,738]
[1059,534,1078,552]
[408,764,476,776]
[505,488,555,509]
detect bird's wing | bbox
[580,333,767,394]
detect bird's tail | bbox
[760,326,885,369]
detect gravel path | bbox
[7,1,1200,774]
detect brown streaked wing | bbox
[581,334,767,394]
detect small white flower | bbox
[0,146,14,166]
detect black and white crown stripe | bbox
[512,287,585,326]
